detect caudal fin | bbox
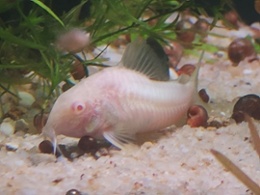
[191,50,205,89]
[192,51,210,109]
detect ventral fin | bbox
[120,37,170,81]
[103,128,135,150]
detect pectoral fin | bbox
[103,128,135,150]
[121,37,170,81]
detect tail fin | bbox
[191,50,205,89]
[177,50,204,86]
[192,51,210,110]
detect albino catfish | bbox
[42,37,201,152]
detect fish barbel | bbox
[42,37,201,151]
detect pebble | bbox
[38,140,53,154]
[18,91,35,108]
[15,119,29,132]
[187,105,208,127]
[141,142,154,150]
[0,118,15,136]
[194,129,204,140]
[0,134,5,142]
[78,136,99,154]
[66,189,82,195]
[198,89,210,103]
[5,142,19,151]
[231,94,260,123]
[33,113,48,132]
[94,148,109,159]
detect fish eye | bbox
[77,105,84,111]
[72,102,86,114]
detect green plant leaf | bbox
[0,29,46,50]
[0,64,29,69]
[0,0,16,13]
[63,0,89,24]
[0,75,31,84]
[31,0,64,27]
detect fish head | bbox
[42,89,96,141]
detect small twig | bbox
[94,44,110,59]
[211,149,260,195]
[244,114,260,159]
[83,62,111,68]
[72,44,111,68]
[81,51,87,61]
[0,84,18,98]
[72,54,84,63]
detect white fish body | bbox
[42,38,200,150]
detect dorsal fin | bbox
[120,37,170,81]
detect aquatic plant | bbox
[0,0,248,110]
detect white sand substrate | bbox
[0,120,260,195]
